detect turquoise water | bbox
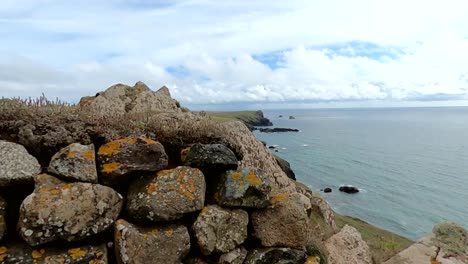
[254,107,468,240]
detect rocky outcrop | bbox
[273,154,296,180]
[0,140,40,186]
[79,81,181,116]
[18,173,123,246]
[48,143,98,183]
[339,185,359,193]
[192,205,249,255]
[97,137,168,185]
[325,225,373,264]
[114,219,190,264]
[126,166,206,222]
[259,128,299,133]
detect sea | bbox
[254,107,468,240]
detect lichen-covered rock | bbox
[18,174,123,246]
[0,196,6,241]
[325,225,372,264]
[79,82,181,116]
[114,219,190,264]
[97,137,168,185]
[218,247,248,264]
[192,205,248,255]
[216,168,271,208]
[433,222,468,257]
[244,248,308,264]
[304,256,321,264]
[182,144,238,172]
[48,143,98,183]
[0,140,40,186]
[126,166,206,222]
[251,192,311,248]
[0,242,108,263]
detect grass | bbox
[206,111,262,123]
[335,214,413,263]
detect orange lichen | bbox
[89,259,102,264]
[32,249,45,259]
[180,147,190,162]
[270,192,289,205]
[81,150,95,161]
[50,189,61,195]
[147,183,158,194]
[305,256,319,264]
[98,138,137,156]
[101,162,121,174]
[231,172,242,181]
[0,246,7,262]
[67,151,76,159]
[38,187,49,193]
[61,184,73,190]
[201,207,210,214]
[148,228,160,235]
[165,229,174,236]
[142,138,159,144]
[68,248,87,260]
[245,170,262,186]
[157,169,171,177]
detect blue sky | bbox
[1,0,468,108]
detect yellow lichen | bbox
[245,170,262,186]
[201,207,210,214]
[68,248,87,260]
[98,138,137,156]
[148,228,160,235]
[50,189,61,195]
[101,162,121,174]
[270,192,289,205]
[81,150,95,161]
[61,184,73,190]
[142,138,159,144]
[0,246,7,262]
[165,229,174,236]
[180,147,190,163]
[32,249,45,259]
[147,183,158,194]
[89,259,102,264]
[305,256,319,264]
[67,151,76,159]
[231,172,242,181]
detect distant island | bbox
[207,110,273,130]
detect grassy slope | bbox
[335,214,413,263]
[206,111,261,123]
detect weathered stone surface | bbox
[114,219,190,264]
[325,225,372,264]
[251,192,311,248]
[0,140,40,186]
[216,168,271,208]
[218,121,297,195]
[244,248,307,264]
[79,82,181,116]
[0,242,108,263]
[48,143,98,183]
[192,205,248,255]
[18,174,123,246]
[273,154,296,180]
[127,166,206,222]
[182,144,238,172]
[310,194,337,232]
[218,247,248,264]
[0,196,6,241]
[97,137,168,185]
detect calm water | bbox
[255,107,468,239]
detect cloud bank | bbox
[1,0,468,107]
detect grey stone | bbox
[182,143,238,172]
[0,140,40,186]
[325,225,372,264]
[18,173,123,246]
[218,247,248,264]
[251,192,311,248]
[216,168,271,208]
[244,248,307,264]
[192,205,248,255]
[114,219,190,264]
[96,137,168,185]
[48,143,98,183]
[126,166,206,222]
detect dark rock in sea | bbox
[278,115,283,118]
[289,115,296,119]
[323,188,332,193]
[273,154,296,180]
[274,150,278,152]
[259,128,299,133]
[339,186,359,194]
[268,146,276,149]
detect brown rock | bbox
[251,192,311,248]
[325,225,372,264]
[218,247,248,264]
[244,247,307,264]
[216,168,271,208]
[0,242,108,263]
[0,140,41,187]
[48,143,98,183]
[192,205,248,255]
[18,174,123,246]
[126,166,206,222]
[97,137,168,185]
[114,219,190,264]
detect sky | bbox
[1,0,468,109]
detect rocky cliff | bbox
[0,82,463,264]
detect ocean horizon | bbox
[255,106,468,240]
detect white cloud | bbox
[1,0,468,106]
